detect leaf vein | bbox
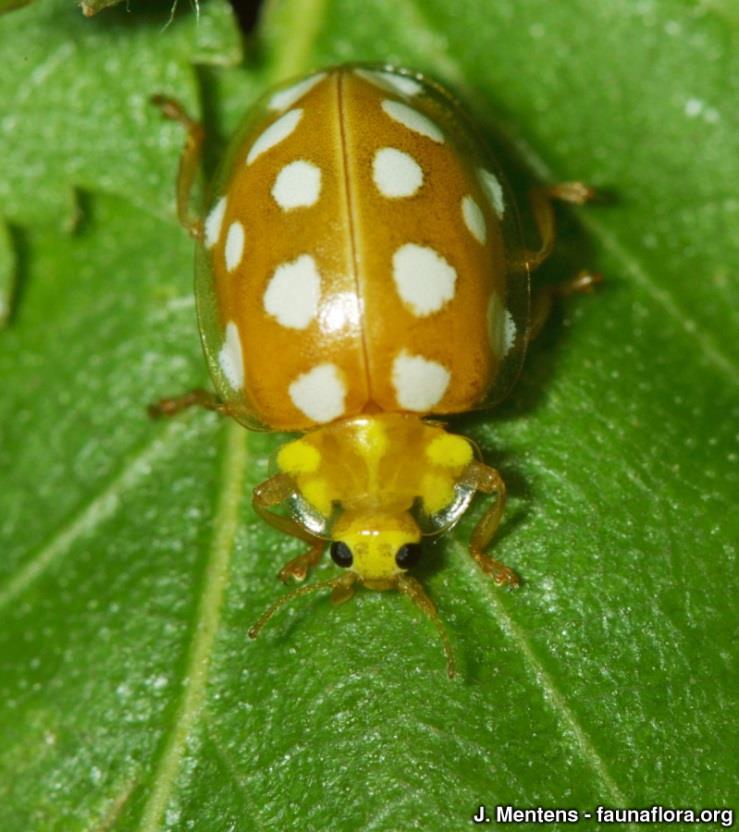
[86,775,138,832]
[266,0,331,85]
[453,542,630,806]
[203,723,268,832]
[0,419,188,612]
[137,421,247,832]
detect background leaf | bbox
[0,0,241,228]
[1,1,736,830]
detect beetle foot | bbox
[278,554,313,583]
[147,388,214,419]
[473,553,521,588]
[557,269,603,297]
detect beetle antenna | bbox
[248,573,356,639]
[396,575,457,678]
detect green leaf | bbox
[0,0,241,229]
[1,1,736,830]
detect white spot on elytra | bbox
[263,254,320,329]
[224,221,244,272]
[204,196,226,248]
[487,293,517,357]
[218,321,244,389]
[461,195,486,244]
[246,109,302,165]
[271,160,322,210]
[479,169,505,218]
[268,73,326,111]
[373,147,423,198]
[355,68,423,97]
[381,100,444,143]
[381,72,423,97]
[393,243,456,316]
[289,363,346,423]
[392,351,450,412]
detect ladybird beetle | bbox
[151,64,597,677]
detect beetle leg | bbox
[248,573,357,640]
[277,543,326,584]
[147,388,234,419]
[524,182,595,270]
[252,473,327,583]
[330,579,356,605]
[462,462,520,588]
[151,94,205,241]
[396,575,457,678]
[523,182,601,342]
[528,269,602,343]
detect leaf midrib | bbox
[137,421,248,831]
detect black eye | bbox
[395,543,422,569]
[330,541,353,568]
